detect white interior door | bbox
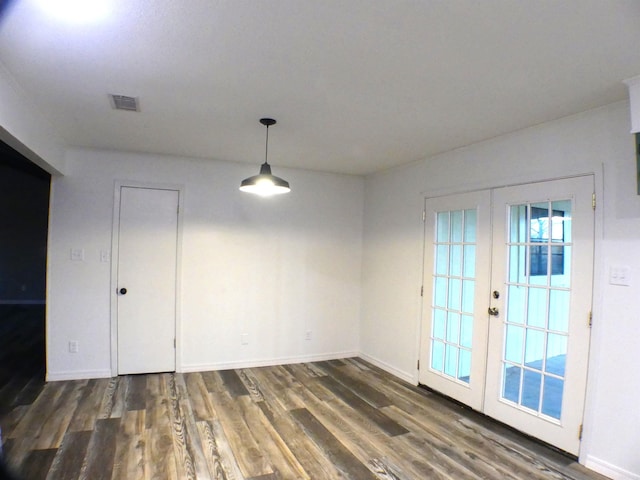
[419,191,491,410]
[117,186,179,375]
[484,176,594,455]
[419,176,594,455]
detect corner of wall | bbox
[0,62,66,175]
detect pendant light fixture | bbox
[239,118,291,196]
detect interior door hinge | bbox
[588,311,593,327]
[420,286,424,297]
[174,338,176,348]
[579,424,584,440]
[592,193,596,210]
[422,210,426,222]
[417,359,420,370]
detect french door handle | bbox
[488,307,499,316]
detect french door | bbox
[419,176,594,455]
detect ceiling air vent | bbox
[109,94,139,112]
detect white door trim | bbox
[109,180,185,376]
[420,171,598,200]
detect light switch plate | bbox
[70,248,84,261]
[609,265,631,286]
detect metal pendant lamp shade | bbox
[240,118,291,196]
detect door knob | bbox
[119,288,127,295]
[488,307,499,316]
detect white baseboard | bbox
[43,352,416,386]
[357,352,416,384]
[584,455,640,480]
[46,369,113,381]
[180,350,359,373]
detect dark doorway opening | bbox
[0,141,51,414]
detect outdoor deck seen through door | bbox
[419,176,594,456]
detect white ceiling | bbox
[1,1,640,176]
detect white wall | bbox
[47,148,363,378]
[360,101,640,479]
[0,61,66,174]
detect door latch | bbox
[488,307,499,316]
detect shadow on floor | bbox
[0,305,46,415]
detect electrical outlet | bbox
[305,330,312,341]
[69,341,79,353]
[240,333,249,345]
[100,250,110,262]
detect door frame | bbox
[416,172,601,458]
[109,180,185,376]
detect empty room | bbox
[1,1,640,479]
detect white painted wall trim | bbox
[46,369,112,381]
[358,352,416,384]
[0,64,66,174]
[180,351,359,373]
[419,171,597,201]
[623,75,640,133]
[109,180,185,376]
[585,456,640,480]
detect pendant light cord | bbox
[264,125,270,166]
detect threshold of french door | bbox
[417,383,579,462]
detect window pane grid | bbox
[430,208,476,385]
[501,200,571,421]
[503,360,565,381]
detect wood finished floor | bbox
[0,358,607,480]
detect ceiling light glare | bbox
[37,0,111,23]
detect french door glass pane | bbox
[450,245,462,276]
[507,285,526,324]
[433,309,446,339]
[461,280,474,313]
[432,341,444,372]
[463,246,476,277]
[447,313,460,343]
[503,364,521,403]
[460,315,473,348]
[501,200,572,420]
[464,209,477,242]
[437,212,450,242]
[505,325,524,363]
[436,245,449,275]
[448,279,461,310]
[451,211,463,242]
[430,208,477,385]
[458,349,471,382]
[508,245,526,283]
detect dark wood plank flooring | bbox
[0,358,606,480]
